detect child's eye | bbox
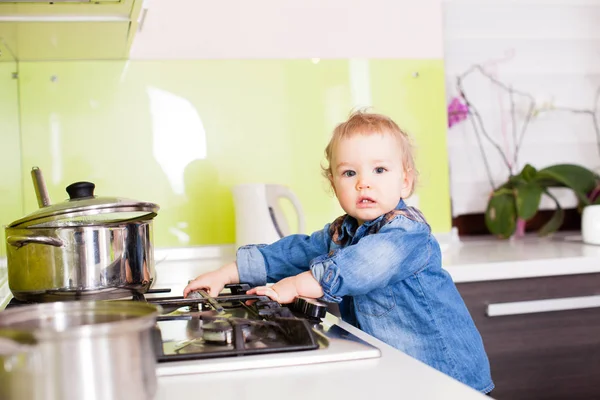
[342,170,356,177]
[374,167,386,174]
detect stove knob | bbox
[225,283,251,295]
[294,297,327,319]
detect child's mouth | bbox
[357,197,376,206]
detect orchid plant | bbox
[448,64,600,238]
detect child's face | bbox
[329,131,412,226]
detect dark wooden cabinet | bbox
[457,274,600,400]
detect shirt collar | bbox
[338,198,407,241]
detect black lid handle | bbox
[66,182,96,200]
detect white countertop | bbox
[442,233,600,283]
[154,314,489,400]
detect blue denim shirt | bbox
[237,200,494,394]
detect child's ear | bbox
[400,169,414,198]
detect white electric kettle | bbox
[232,184,306,249]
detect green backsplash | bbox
[0,63,24,258]
[0,59,450,254]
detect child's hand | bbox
[247,276,299,304]
[247,271,324,304]
[183,262,239,297]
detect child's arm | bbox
[183,226,330,298]
[246,271,323,304]
[236,226,331,287]
[183,262,240,297]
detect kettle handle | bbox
[267,185,306,235]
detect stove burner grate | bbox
[146,284,321,362]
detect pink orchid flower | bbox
[447,97,469,128]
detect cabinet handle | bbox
[486,295,600,317]
[138,8,149,32]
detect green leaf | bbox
[508,174,526,186]
[485,192,517,238]
[515,183,543,220]
[521,164,538,182]
[506,164,538,188]
[494,187,516,196]
[487,164,600,239]
[535,164,598,204]
[538,190,565,236]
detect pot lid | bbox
[9,181,160,228]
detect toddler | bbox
[184,110,494,394]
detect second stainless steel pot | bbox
[0,301,161,400]
[5,167,160,302]
[0,332,38,400]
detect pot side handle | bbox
[7,235,64,248]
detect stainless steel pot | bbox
[0,332,39,400]
[0,301,160,400]
[5,167,160,302]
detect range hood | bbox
[0,0,144,61]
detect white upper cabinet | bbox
[130,0,444,59]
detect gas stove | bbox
[149,283,323,361]
[3,283,381,376]
[146,283,381,376]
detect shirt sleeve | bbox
[310,216,431,303]
[236,225,332,287]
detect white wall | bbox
[130,0,444,59]
[443,0,600,216]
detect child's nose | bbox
[356,177,371,190]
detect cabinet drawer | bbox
[459,273,600,318]
[456,274,600,400]
[458,273,600,306]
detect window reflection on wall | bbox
[146,86,207,196]
[50,112,63,185]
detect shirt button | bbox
[325,271,333,283]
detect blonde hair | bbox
[322,110,418,196]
